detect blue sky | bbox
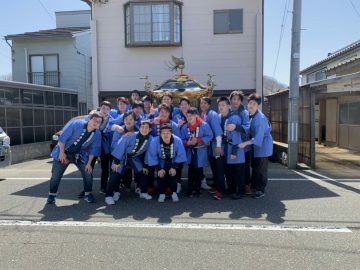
[0,0,359,85]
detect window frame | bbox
[213,9,244,35]
[124,0,183,47]
[28,54,60,87]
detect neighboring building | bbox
[5,10,92,114]
[300,40,360,151]
[83,0,263,105]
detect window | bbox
[125,1,182,47]
[214,9,243,34]
[307,70,326,83]
[340,102,360,125]
[29,55,60,87]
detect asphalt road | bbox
[0,158,359,269]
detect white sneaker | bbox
[171,192,179,202]
[113,192,120,202]
[201,179,211,190]
[140,193,152,200]
[176,183,182,193]
[158,194,166,203]
[135,187,141,195]
[105,196,115,205]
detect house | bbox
[5,10,92,114]
[82,0,263,105]
[300,40,360,151]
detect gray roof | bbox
[5,27,90,40]
[300,40,360,74]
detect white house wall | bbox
[91,0,263,103]
[11,38,90,105]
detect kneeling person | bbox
[105,121,152,205]
[147,124,187,202]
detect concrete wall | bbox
[11,141,51,164]
[91,0,263,106]
[55,10,91,28]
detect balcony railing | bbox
[28,71,60,87]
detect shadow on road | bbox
[10,168,339,225]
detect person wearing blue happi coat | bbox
[97,101,116,192]
[146,124,187,203]
[238,93,273,199]
[172,96,191,193]
[209,97,245,200]
[180,107,213,197]
[104,121,153,204]
[110,97,129,119]
[46,112,103,204]
[227,91,252,193]
[199,97,223,192]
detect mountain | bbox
[263,75,288,95]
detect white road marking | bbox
[0,220,352,233]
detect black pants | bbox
[147,166,156,188]
[100,153,112,190]
[122,168,132,189]
[134,171,147,193]
[225,163,245,195]
[244,151,251,186]
[106,170,121,196]
[187,165,203,194]
[177,163,183,184]
[251,157,268,192]
[213,156,226,194]
[157,169,177,194]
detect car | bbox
[0,127,11,167]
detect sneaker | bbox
[176,183,182,193]
[232,193,244,200]
[113,192,121,202]
[201,179,211,190]
[213,191,223,200]
[171,192,179,202]
[158,194,166,203]
[47,195,56,204]
[77,191,85,199]
[84,193,96,203]
[135,187,141,195]
[252,191,265,199]
[105,196,115,205]
[140,193,152,200]
[208,187,217,194]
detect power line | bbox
[37,0,55,22]
[272,0,291,80]
[349,0,360,18]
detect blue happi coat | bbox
[250,110,273,158]
[51,119,101,162]
[180,119,213,168]
[146,135,187,169]
[211,113,245,164]
[150,120,180,138]
[201,109,223,157]
[232,105,251,152]
[100,114,116,155]
[111,132,152,174]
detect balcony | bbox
[28,71,60,87]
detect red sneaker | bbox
[213,191,223,200]
[208,187,217,194]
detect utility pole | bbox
[288,0,302,169]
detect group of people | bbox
[46,89,273,205]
